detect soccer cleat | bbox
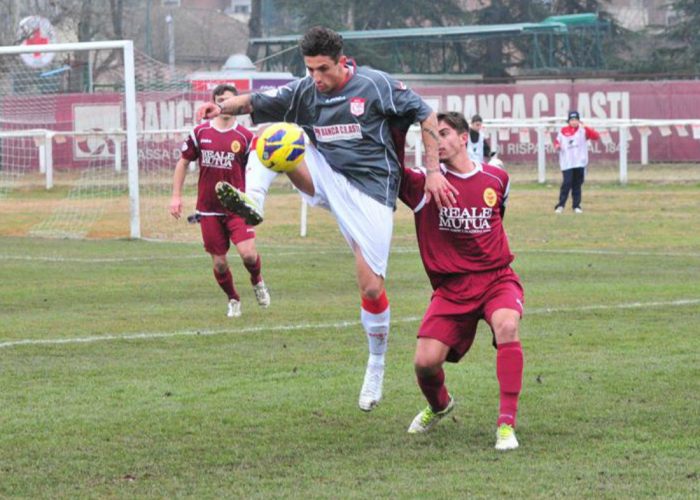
[215,181,264,226]
[407,396,455,434]
[358,363,384,411]
[253,281,271,308]
[495,423,519,451]
[574,207,583,214]
[227,299,241,318]
[554,206,564,214]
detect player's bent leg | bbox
[355,249,389,412]
[215,181,264,226]
[285,162,315,197]
[234,239,270,308]
[245,151,279,217]
[408,338,454,433]
[489,308,523,450]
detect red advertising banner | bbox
[2,80,699,172]
[414,80,700,162]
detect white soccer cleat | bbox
[574,207,583,214]
[407,396,455,434]
[227,299,241,318]
[253,281,271,308]
[358,363,384,411]
[495,423,519,451]
[554,206,564,214]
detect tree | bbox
[659,0,700,73]
[468,0,550,78]
[247,0,263,60]
[262,0,468,74]
[272,0,466,33]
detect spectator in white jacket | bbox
[554,111,600,213]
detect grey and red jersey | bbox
[180,121,254,214]
[399,163,514,292]
[250,60,433,208]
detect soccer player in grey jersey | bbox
[197,26,457,412]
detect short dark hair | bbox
[300,26,344,61]
[438,111,469,134]
[212,84,238,100]
[471,114,483,124]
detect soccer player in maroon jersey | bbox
[400,111,524,450]
[170,84,270,318]
[197,27,457,412]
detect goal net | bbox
[0,40,210,241]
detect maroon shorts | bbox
[200,214,255,255]
[418,267,524,363]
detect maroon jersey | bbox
[399,163,514,292]
[180,121,254,214]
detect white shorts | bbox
[302,143,393,277]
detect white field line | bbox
[1,298,698,350]
[1,247,699,263]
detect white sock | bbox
[361,306,390,365]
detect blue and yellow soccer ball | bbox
[255,122,306,173]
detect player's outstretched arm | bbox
[170,157,189,219]
[421,112,458,208]
[196,94,254,121]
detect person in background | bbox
[467,114,491,164]
[554,111,600,214]
[170,84,270,318]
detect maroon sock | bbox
[244,255,262,285]
[496,341,523,427]
[214,269,238,301]
[416,367,450,412]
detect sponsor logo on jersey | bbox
[201,149,236,168]
[313,123,362,142]
[350,97,366,116]
[231,140,241,153]
[201,139,212,143]
[439,206,493,234]
[181,141,188,152]
[324,95,347,104]
[483,187,497,207]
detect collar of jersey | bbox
[210,120,239,133]
[326,58,357,95]
[443,162,482,179]
[561,125,581,136]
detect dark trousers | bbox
[557,167,586,209]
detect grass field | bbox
[1,177,699,498]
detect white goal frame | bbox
[0,40,141,238]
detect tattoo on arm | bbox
[421,123,440,171]
[422,125,439,143]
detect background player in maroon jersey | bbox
[170,84,270,318]
[400,111,524,450]
[196,27,457,412]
